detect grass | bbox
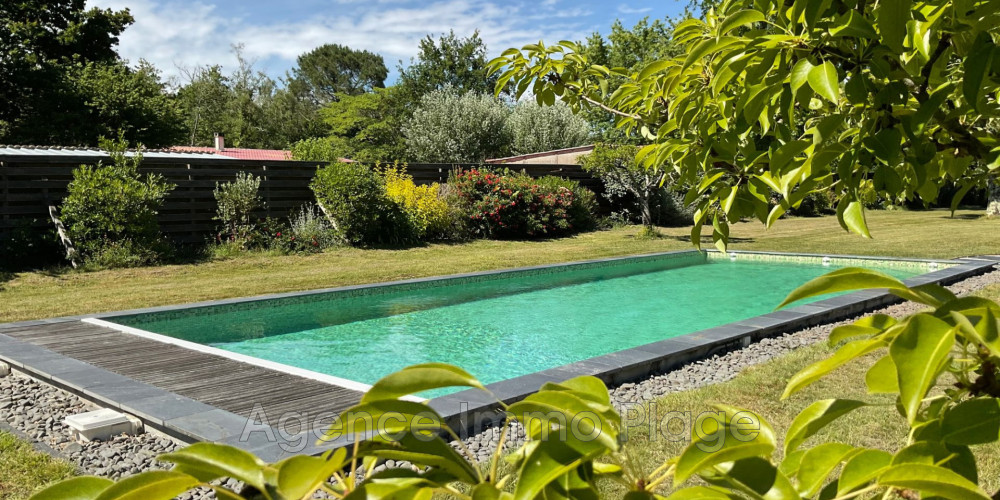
[0,431,75,499]
[1,209,997,324]
[601,283,1000,496]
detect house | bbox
[168,134,293,161]
[486,145,594,166]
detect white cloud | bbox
[618,4,653,14]
[89,0,595,82]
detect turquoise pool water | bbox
[110,254,925,392]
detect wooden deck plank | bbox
[4,321,366,420]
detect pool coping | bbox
[1,251,997,460]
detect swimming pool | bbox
[96,251,942,396]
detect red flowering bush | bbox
[448,168,590,239]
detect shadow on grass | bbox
[667,235,756,244]
[943,213,985,220]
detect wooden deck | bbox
[0,320,365,429]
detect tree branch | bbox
[917,34,951,100]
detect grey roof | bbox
[0,145,229,160]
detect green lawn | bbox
[0,432,75,500]
[0,209,996,323]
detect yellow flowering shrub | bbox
[379,164,456,240]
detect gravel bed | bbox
[1,267,997,487]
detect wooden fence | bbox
[0,155,599,243]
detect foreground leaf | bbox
[784,399,866,454]
[878,463,990,499]
[30,477,114,500]
[93,471,200,500]
[362,363,485,402]
[889,314,956,424]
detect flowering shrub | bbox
[449,168,592,239]
[380,164,459,240]
[285,203,339,252]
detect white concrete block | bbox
[0,361,10,377]
[64,408,138,442]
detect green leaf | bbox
[701,457,798,498]
[829,314,897,345]
[790,59,815,95]
[512,440,589,500]
[158,444,265,491]
[778,267,905,309]
[323,400,444,441]
[664,486,741,499]
[878,463,990,499]
[841,200,872,238]
[964,32,996,110]
[837,449,892,495]
[865,355,899,394]
[796,443,857,497]
[784,399,867,454]
[889,314,956,424]
[864,127,902,164]
[719,9,766,35]
[357,433,480,484]
[93,471,200,500]
[362,363,484,403]
[674,407,775,484]
[30,477,113,500]
[808,61,839,103]
[783,339,884,398]
[941,398,1000,445]
[509,390,619,454]
[875,0,912,52]
[276,449,348,499]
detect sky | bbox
[88,0,689,84]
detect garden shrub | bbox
[213,172,262,244]
[0,219,62,271]
[449,168,591,239]
[531,174,598,231]
[285,203,339,252]
[381,164,462,240]
[310,162,416,246]
[60,135,173,268]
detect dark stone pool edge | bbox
[0,253,996,462]
[428,255,1000,438]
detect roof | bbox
[168,146,293,161]
[0,145,224,160]
[486,144,595,164]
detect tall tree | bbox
[292,44,388,104]
[403,88,511,163]
[313,87,407,162]
[176,46,323,149]
[396,31,497,105]
[577,17,683,143]
[506,101,591,156]
[0,0,183,146]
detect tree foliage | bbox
[0,0,185,146]
[60,134,173,267]
[396,30,498,105]
[305,87,408,162]
[490,0,1000,250]
[292,44,388,104]
[404,88,512,162]
[176,46,324,149]
[581,144,669,228]
[507,101,591,156]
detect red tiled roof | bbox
[168,146,293,161]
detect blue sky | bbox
[89,0,689,84]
